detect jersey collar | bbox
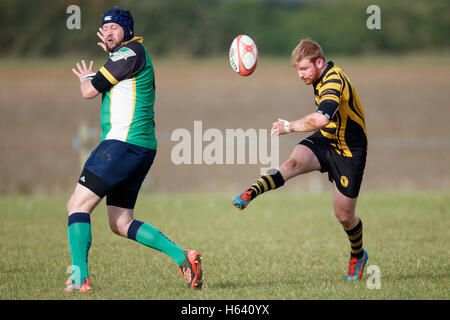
[121,36,144,46]
[109,36,144,55]
[313,60,334,88]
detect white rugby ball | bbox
[229,35,258,76]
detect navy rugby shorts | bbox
[78,139,156,209]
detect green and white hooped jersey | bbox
[91,37,157,150]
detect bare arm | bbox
[288,112,330,132]
[72,60,101,99]
[271,112,330,136]
[79,79,100,99]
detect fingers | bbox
[78,60,93,72]
[97,28,108,52]
[97,28,105,41]
[271,128,280,136]
[273,119,283,126]
[72,60,94,79]
[271,123,277,134]
[72,68,81,78]
[271,120,281,129]
[97,42,107,52]
[73,63,83,79]
[96,33,106,45]
[76,62,83,74]
[271,119,286,136]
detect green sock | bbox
[68,213,92,284]
[127,220,186,266]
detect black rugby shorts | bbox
[299,132,366,198]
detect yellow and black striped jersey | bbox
[314,61,368,158]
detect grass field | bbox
[0,191,448,300]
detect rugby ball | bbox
[229,35,258,76]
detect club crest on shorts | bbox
[340,175,349,187]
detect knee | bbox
[109,216,133,237]
[66,197,90,216]
[335,211,351,226]
[283,158,303,172]
[109,219,120,235]
[66,187,99,215]
[66,199,72,215]
[66,197,78,215]
[334,207,356,228]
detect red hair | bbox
[291,38,324,66]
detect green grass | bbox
[0,192,448,300]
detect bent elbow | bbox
[313,114,330,130]
[318,117,330,128]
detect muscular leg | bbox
[107,205,134,237]
[66,183,102,286]
[107,205,186,266]
[278,144,322,181]
[67,183,102,215]
[333,184,364,259]
[233,144,321,209]
[333,184,359,230]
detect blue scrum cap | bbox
[102,8,134,42]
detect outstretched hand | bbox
[271,119,291,136]
[72,60,94,81]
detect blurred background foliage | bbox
[1,0,449,58]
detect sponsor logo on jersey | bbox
[110,47,137,62]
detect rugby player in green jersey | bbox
[66,8,203,292]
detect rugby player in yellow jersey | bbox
[232,39,368,280]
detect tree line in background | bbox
[1,0,449,58]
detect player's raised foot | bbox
[180,250,203,290]
[64,278,92,292]
[346,249,368,281]
[232,190,253,211]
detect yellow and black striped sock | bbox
[247,169,285,199]
[345,219,364,259]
